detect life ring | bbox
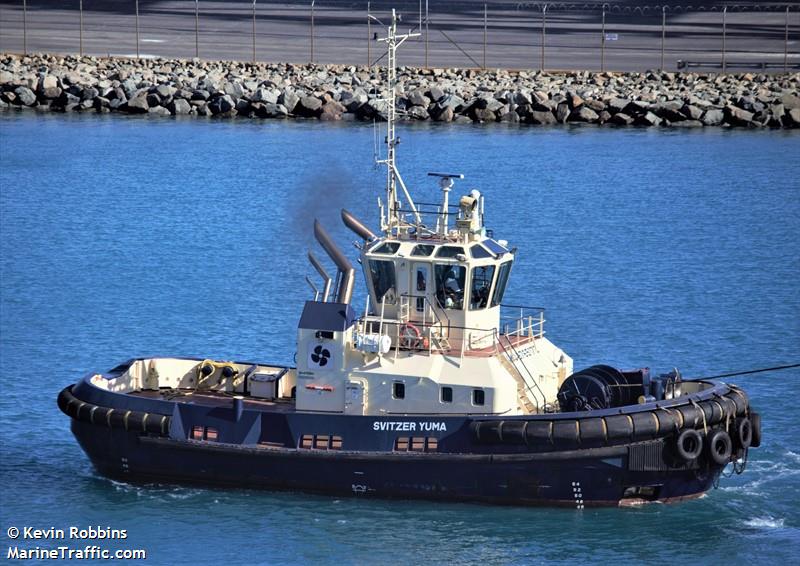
[675,428,703,461]
[706,429,733,466]
[399,323,422,349]
[734,417,752,449]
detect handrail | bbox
[498,332,547,413]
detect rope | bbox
[688,363,800,381]
[690,399,708,436]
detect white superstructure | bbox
[295,10,572,416]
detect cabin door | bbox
[344,379,367,415]
[412,263,432,322]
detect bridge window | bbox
[369,259,397,305]
[435,264,466,310]
[470,265,496,310]
[371,242,400,255]
[490,261,513,307]
[441,386,453,403]
[393,381,405,399]
[411,244,435,256]
[472,389,485,406]
[435,246,465,259]
[470,244,493,259]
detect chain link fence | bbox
[0,1,797,72]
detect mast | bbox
[375,9,420,235]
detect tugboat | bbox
[58,11,761,507]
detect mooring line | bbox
[688,363,800,381]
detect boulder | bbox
[569,106,599,123]
[555,102,570,123]
[407,105,430,120]
[407,89,429,107]
[431,105,454,122]
[191,89,210,101]
[779,93,800,111]
[223,81,245,99]
[168,98,191,115]
[38,74,58,94]
[279,89,300,113]
[472,107,496,123]
[14,86,36,106]
[251,88,278,104]
[635,111,662,127]
[610,112,634,125]
[155,84,176,99]
[528,110,556,125]
[786,108,800,127]
[208,94,235,115]
[681,104,703,121]
[147,105,171,116]
[428,86,445,103]
[320,100,346,121]
[724,105,754,127]
[701,108,724,126]
[340,89,368,112]
[296,95,323,117]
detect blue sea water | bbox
[1,113,799,565]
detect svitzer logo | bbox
[310,345,331,367]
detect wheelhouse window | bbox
[369,259,397,305]
[470,244,493,259]
[470,265,496,310]
[490,261,513,307]
[472,389,485,406]
[435,246,465,259]
[411,244,435,257]
[435,264,466,310]
[441,386,453,403]
[393,381,405,399]
[371,242,401,255]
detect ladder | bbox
[497,335,546,414]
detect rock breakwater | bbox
[2,53,799,128]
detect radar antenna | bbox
[372,9,420,235]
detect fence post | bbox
[79,0,83,57]
[661,6,666,71]
[425,0,429,67]
[541,4,547,72]
[194,0,199,58]
[310,1,315,64]
[601,4,606,72]
[483,3,487,69]
[722,6,727,73]
[23,0,27,55]
[252,0,257,63]
[367,1,371,67]
[786,6,790,74]
[135,0,140,59]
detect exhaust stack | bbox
[341,209,377,242]
[313,219,355,305]
[307,251,332,302]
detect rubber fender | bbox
[677,404,702,429]
[109,410,127,430]
[552,420,580,447]
[706,429,733,466]
[500,421,527,444]
[127,412,146,433]
[717,396,737,422]
[705,400,724,423]
[577,418,606,446]
[727,389,749,415]
[57,387,71,414]
[481,421,503,443]
[675,428,703,461]
[145,414,167,435]
[734,417,752,450]
[750,412,762,448]
[524,421,553,446]
[631,411,659,440]
[655,410,679,433]
[604,415,634,441]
